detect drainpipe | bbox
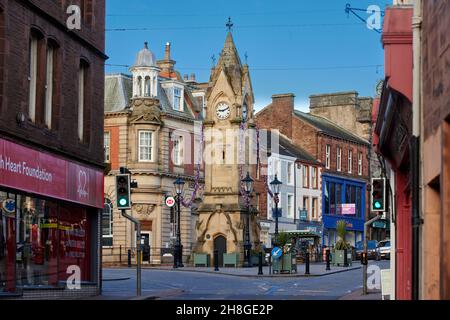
[411,0,423,301]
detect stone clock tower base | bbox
[194,202,261,267]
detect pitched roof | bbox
[293,110,369,145]
[104,74,132,112]
[104,73,203,120]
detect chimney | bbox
[184,74,189,81]
[190,73,196,81]
[165,42,171,60]
[271,94,295,113]
[157,41,176,77]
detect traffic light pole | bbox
[121,209,141,297]
[363,214,382,295]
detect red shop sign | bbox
[0,137,104,208]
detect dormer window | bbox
[173,87,183,111]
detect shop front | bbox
[0,137,103,298]
[321,174,366,248]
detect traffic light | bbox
[371,177,386,212]
[361,252,368,265]
[116,174,131,210]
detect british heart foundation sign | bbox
[0,137,103,208]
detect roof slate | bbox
[293,110,369,145]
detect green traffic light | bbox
[119,198,128,206]
[374,201,382,209]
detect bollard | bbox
[326,249,331,271]
[128,249,132,267]
[258,252,263,275]
[305,252,310,275]
[269,254,272,275]
[344,248,349,267]
[214,250,219,271]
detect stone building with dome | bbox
[102,42,207,265]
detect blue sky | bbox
[106,0,388,111]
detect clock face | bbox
[242,103,248,122]
[216,102,231,120]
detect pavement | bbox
[339,288,382,300]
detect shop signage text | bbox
[0,138,103,208]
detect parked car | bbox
[355,240,378,260]
[376,240,391,260]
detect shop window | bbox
[102,199,113,247]
[58,204,90,283]
[324,182,330,215]
[329,183,335,215]
[16,195,59,287]
[336,184,342,214]
[0,191,16,292]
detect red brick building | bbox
[256,94,370,247]
[0,0,106,298]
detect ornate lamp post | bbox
[241,172,254,268]
[270,174,282,246]
[174,177,185,268]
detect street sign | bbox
[165,196,175,208]
[299,209,308,220]
[271,247,282,259]
[272,207,282,218]
[373,220,386,228]
[341,203,355,215]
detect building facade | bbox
[0,0,106,298]
[375,4,414,300]
[103,42,205,265]
[256,94,370,248]
[418,0,449,300]
[255,131,322,248]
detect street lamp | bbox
[174,177,185,268]
[270,174,282,246]
[241,172,254,268]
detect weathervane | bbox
[211,54,216,66]
[244,52,248,64]
[226,17,233,32]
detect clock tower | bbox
[195,31,260,266]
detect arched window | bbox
[137,76,142,97]
[102,199,113,247]
[144,76,151,97]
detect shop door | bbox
[141,233,151,263]
[213,235,227,267]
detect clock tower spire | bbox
[195,28,259,266]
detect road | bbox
[101,260,389,300]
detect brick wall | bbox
[0,0,106,168]
[422,0,450,138]
[255,94,294,139]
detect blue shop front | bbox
[321,174,366,248]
